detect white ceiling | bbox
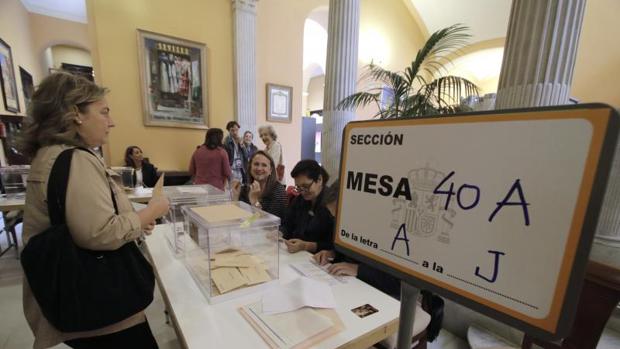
[20,0,87,23]
[409,0,512,44]
[19,0,512,44]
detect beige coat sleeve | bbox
[65,151,142,250]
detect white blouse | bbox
[266,141,283,167]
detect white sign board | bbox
[335,105,619,339]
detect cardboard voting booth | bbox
[334,104,619,340]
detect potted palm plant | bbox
[338,24,479,118]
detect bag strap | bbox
[47,147,118,226]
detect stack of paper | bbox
[209,249,272,294]
[261,277,336,314]
[239,301,340,349]
[289,260,348,286]
[191,204,253,223]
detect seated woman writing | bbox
[313,179,401,297]
[281,160,333,254]
[231,150,286,220]
[314,179,441,346]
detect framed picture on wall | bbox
[266,83,292,123]
[0,38,20,113]
[137,29,208,129]
[19,67,34,111]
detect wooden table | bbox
[143,225,401,349]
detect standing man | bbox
[224,121,248,184]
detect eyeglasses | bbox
[293,180,315,193]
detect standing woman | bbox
[124,146,159,187]
[242,130,258,160]
[19,72,169,348]
[231,150,286,219]
[189,128,231,190]
[258,125,284,182]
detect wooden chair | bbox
[521,261,620,349]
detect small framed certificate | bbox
[266,83,292,123]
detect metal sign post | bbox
[397,281,419,349]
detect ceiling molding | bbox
[460,38,506,55]
[443,37,506,63]
[401,0,429,40]
[407,0,511,45]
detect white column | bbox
[232,0,258,135]
[321,0,360,181]
[596,140,620,245]
[496,0,620,245]
[495,0,586,109]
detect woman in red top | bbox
[189,128,232,190]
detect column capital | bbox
[232,0,258,14]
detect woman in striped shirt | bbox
[231,150,287,220]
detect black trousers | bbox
[64,321,158,349]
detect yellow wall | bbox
[0,0,41,116]
[29,13,90,76]
[572,0,620,107]
[353,0,426,120]
[307,75,325,112]
[86,0,235,170]
[256,0,327,183]
[255,0,425,181]
[51,45,92,68]
[359,0,425,72]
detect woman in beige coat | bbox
[20,72,169,349]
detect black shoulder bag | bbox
[21,148,155,332]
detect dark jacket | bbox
[281,191,334,252]
[334,251,401,299]
[357,264,401,299]
[243,143,258,160]
[223,136,248,182]
[132,161,159,188]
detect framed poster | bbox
[266,83,292,123]
[19,67,34,111]
[0,38,19,113]
[137,29,208,129]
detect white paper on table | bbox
[134,187,153,196]
[261,277,336,314]
[177,187,208,194]
[289,260,349,286]
[245,301,333,348]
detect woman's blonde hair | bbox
[258,125,278,141]
[19,72,108,158]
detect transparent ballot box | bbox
[182,201,280,303]
[0,165,30,198]
[162,184,231,256]
[110,166,134,189]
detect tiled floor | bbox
[0,222,180,349]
